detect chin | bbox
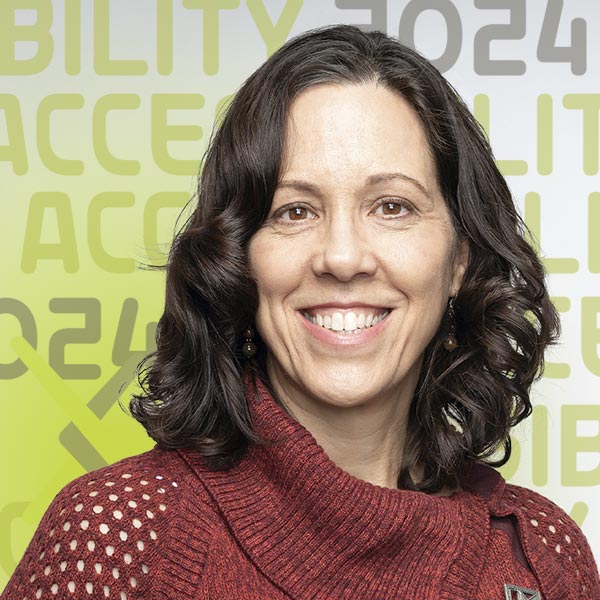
[306,374,384,406]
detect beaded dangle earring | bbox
[241,326,257,358]
[443,298,458,351]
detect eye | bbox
[273,203,316,223]
[373,198,412,218]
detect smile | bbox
[301,308,391,333]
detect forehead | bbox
[281,82,437,190]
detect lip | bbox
[300,302,391,311]
[297,308,393,346]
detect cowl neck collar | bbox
[180,370,502,599]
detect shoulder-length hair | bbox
[129,24,560,493]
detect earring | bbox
[443,298,458,351]
[241,326,257,358]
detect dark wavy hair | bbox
[129,24,560,493]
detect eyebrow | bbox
[276,172,431,198]
[366,172,431,197]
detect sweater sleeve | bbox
[507,483,600,598]
[0,452,188,600]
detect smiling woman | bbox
[3,24,599,600]
[248,83,467,488]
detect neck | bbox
[266,356,418,490]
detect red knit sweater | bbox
[3,374,599,599]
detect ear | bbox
[450,237,469,297]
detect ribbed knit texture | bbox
[2,372,599,599]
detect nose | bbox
[311,211,378,281]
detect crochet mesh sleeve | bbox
[508,483,600,598]
[0,453,187,600]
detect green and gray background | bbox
[1,0,599,588]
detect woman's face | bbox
[248,82,468,409]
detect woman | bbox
[2,25,598,600]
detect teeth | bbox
[331,313,344,331]
[303,309,390,332]
[343,312,357,331]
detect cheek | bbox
[383,236,454,297]
[248,235,305,313]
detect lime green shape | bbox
[88,192,136,272]
[65,0,81,75]
[0,94,28,174]
[143,191,189,265]
[94,0,148,74]
[582,297,600,377]
[537,94,553,175]
[524,192,579,274]
[473,94,528,176]
[589,193,600,273]
[561,404,600,486]
[37,94,85,175]
[10,336,109,453]
[532,405,548,486]
[182,0,240,75]
[21,192,79,273]
[247,0,304,57]
[0,0,53,75]
[151,93,204,175]
[563,94,600,176]
[569,502,588,528]
[93,94,141,175]
[157,0,173,75]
